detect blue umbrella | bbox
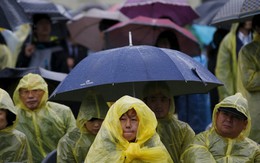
[50,45,222,102]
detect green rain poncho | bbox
[13,73,76,163]
[57,92,109,163]
[181,93,260,163]
[0,88,33,162]
[237,33,260,143]
[215,24,239,101]
[143,81,195,163]
[85,95,173,163]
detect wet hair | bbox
[252,14,260,29]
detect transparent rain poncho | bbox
[57,92,109,163]
[237,33,260,143]
[13,73,76,162]
[0,88,33,162]
[85,95,173,163]
[142,81,195,163]
[181,93,260,162]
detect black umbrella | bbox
[0,0,30,30]
[211,0,260,26]
[17,0,72,21]
[194,0,227,25]
[0,67,67,97]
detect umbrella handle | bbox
[129,31,133,46]
[192,68,207,86]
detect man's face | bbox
[120,108,139,142]
[19,89,45,110]
[35,19,51,37]
[145,93,170,119]
[216,110,247,139]
[0,109,8,130]
[84,118,103,135]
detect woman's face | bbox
[0,109,8,130]
[120,108,139,142]
[84,118,104,135]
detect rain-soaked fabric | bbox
[0,24,30,70]
[0,88,33,162]
[237,33,260,143]
[85,95,173,163]
[181,93,260,162]
[57,93,109,163]
[215,24,239,101]
[143,81,195,163]
[13,73,76,163]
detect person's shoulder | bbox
[47,101,71,110]
[12,129,28,140]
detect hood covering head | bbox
[0,88,17,131]
[13,73,48,111]
[86,95,173,162]
[76,92,109,133]
[143,81,175,115]
[212,92,251,139]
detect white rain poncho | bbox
[237,32,260,143]
[181,93,260,162]
[13,73,76,162]
[57,93,109,163]
[0,88,33,162]
[85,95,173,163]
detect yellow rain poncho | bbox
[143,81,195,163]
[57,93,109,163]
[85,95,173,163]
[181,93,260,162]
[0,24,30,70]
[237,32,260,143]
[0,88,33,162]
[215,24,240,101]
[13,73,76,163]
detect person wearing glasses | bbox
[12,73,76,163]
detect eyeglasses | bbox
[19,89,44,97]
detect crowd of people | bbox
[1,1,260,162]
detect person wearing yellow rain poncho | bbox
[237,14,260,143]
[85,95,173,163]
[180,93,260,162]
[0,88,33,162]
[0,24,30,70]
[12,73,77,163]
[57,92,109,163]
[142,81,195,163]
[215,21,252,101]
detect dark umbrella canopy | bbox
[119,0,199,26]
[194,0,227,25]
[0,67,67,97]
[17,0,72,21]
[211,0,260,25]
[50,45,222,102]
[0,0,30,30]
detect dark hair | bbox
[33,14,51,26]
[6,110,16,127]
[98,19,119,32]
[155,30,180,50]
[252,14,260,29]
